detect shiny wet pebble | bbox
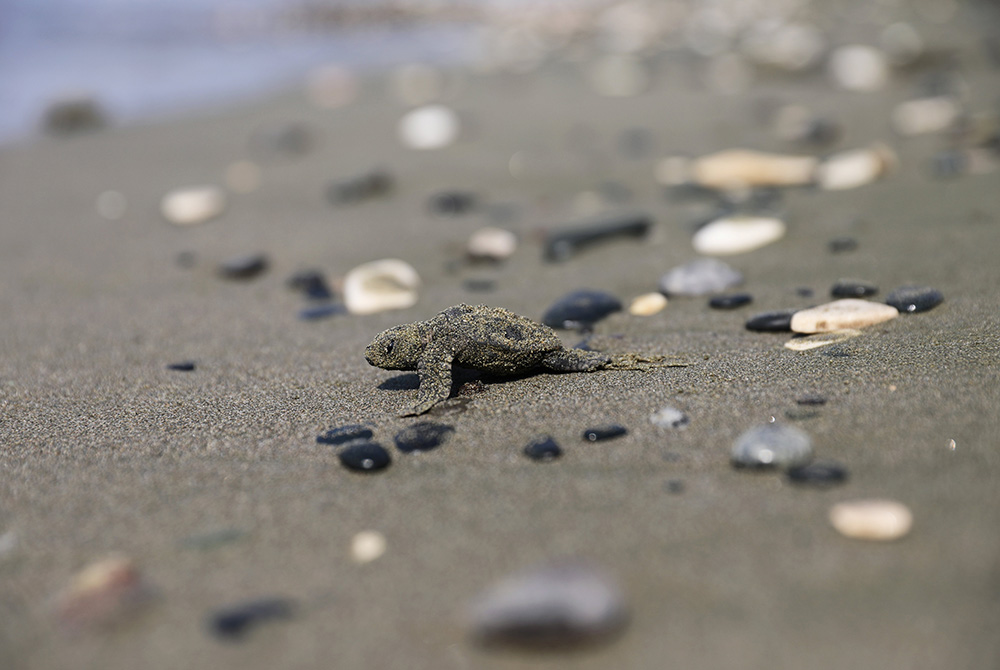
[339,443,391,472]
[317,424,373,446]
[217,254,268,280]
[709,293,752,310]
[745,309,797,332]
[831,279,878,298]
[885,285,943,313]
[787,461,849,487]
[731,423,813,469]
[468,562,627,648]
[209,598,295,640]
[583,425,627,442]
[166,361,196,371]
[829,499,913,541]
[660,258,743,296]
[650,406,690,429]
[523,436,562,461]
[542,290,622,330]
[393,422,454,453]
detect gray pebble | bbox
[659,258,743,296]
[731,423,813,469]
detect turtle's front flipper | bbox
[541,349,611,372]
[404,343,455,416]
[604,354,689,370]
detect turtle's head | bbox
[365,323,426,370]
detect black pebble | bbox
[745,309,797,332]
[665,479,685,494]
[828,237,858,253]
[543,214,650,262]
[582,425,628,442]
[786,462,849,486]
[393,422,454,453]
[429,191,477,215]
[339,442,391,472]
[209,598,296,639]
[166,361,196,371]
[542,290,622,330]
[796,394,827,406]
[287,270,333,300]
[831,279,878,298]
[885,285,944,313]
[795,287,814,298]
[218,254,268,280]
[317,424,373,446]
[299,304,347,321]
[524,436,562,461]
[709,293,752,310]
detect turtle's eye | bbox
[385,341,394,356]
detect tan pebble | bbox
[344,259,421,315]
[160,186,226,226]
[784,329,861,351]
[467,227,517,261]
[628,293,668,316]
[791,299,897,333]
[829,499,913,541]
[691,149,817,190]
[351,530,387,564]
[891,97,960,136]
[816,143,896,191]
[55,555,152,629]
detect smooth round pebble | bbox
[524,436,562,461]
[217,254,268,280]
[692,216,786,256]
[542,290,622,330]
[339,443,391,472]
[161,186,226,226]
[831,279,878,298]
[829,499,913,540]
[583,425,627,442]
[317,424,374,446]
[343,259,420,315]
[709,293,752,310]
[398,105,459,150]
[816,144,896,191]
[628,292,668,316]
[660,258,743,297]
[467,227,517,261]
[885,285,943,313]
[784,329,862,351]
[393,422,454,453]
[828,45,890,91]
[650,406,689,429]
[745,309,797,332]
[787,462,849,487]
[790,299,898,333]
[731,423,813,469]
[350,530,387,564]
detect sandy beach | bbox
[3,4,1000,668]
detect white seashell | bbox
[344,259,421,315]
[829,499,913,541]
[160,186,227,226]
[891,97,961,136]
[828,45,890,91]
[692,215,786,256]
[628,292,668,316]
[467,227,518,261]
[815,143,896,191]
[691,149,817,189]
[398,105,459,150]
[790,299,898,333]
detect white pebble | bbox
[467,227,518,261]
[160,186,227,226]
[790,299,898,334]
[829,499,913,541]
[891,97,961,136]
[628,293,668,316]
[828,45,890,91]
[691,149,817,189]
[692,216,785,256]
[343,259,421,315]
[815,143,896,191]
[350,530,387,564]
[398,105,459,150]
[784,329,862,351]
[96,190,127,220]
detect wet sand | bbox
[2,15,1000,670]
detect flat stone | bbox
[690,149,817,189]
[790,299,898,333]
[339,443,392,472]
[398,105,459,150]
[628,292,668,316]
[829,499,913,541]
[343,259,420,315]
[217,254,268,280]
[650,406,690,429]
[828,237,859,253]
[161,186,227,226]
[692,216,786,256]
[885,285,943,313]
[709,293,752,310]
[42,95,108,135]
[784,329,862,351]
[393,422,454,453]
[468,562,627,648]
[659,258,743,297]
[582,425,627,442]
[523,436,562,461]
[166,361,196,371]
[542,290,622,330]
[796,394,827,406]
[317,424,374,446]
[731,423,813,469]
[828,45,889,91]
[543,215,650,262]
[787,461,849,487]
[745,309,797,332]
[209,598,295,639]
[467,227,517,261]
[816,144,896,191]
[831,279,878,298]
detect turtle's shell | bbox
[438,304,564,375]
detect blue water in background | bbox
[0,0,478,143]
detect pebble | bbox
[524,436,563,461]
[589,54,649,97]
[339,442,392,473]
[468,562,627,647]
[542,290,622,330]
[544,214,651,262]
[398,105,459,150]
[790,299,898,333]
[785,329,862,351]
[829,499,913,541]
[649,406,690,429]
[796,394,827,406]
[467,227,517,262]
[583,425,628,442]
[217,254,269,280]
[287,270,333,301]
[831,279,878,299]
[209,598,296,639]
[659,258,743,297]
[393,422,454,453]
[628,292,668,316]
[828,237,859,253]
[796,287,814,298]
[299,304,347,321]
[350,530,387,564]
[317,424,374,446]
[787,462,849,487]
[430,191,478,215]
[343,259,421,315]
[326,169,393,205]
[828,45,890,91]
[42,95,107,135]
[816,143,896,191]
[891,97,960,136]
[690,149,817,190]
[709,293,752,310]
[55,555,153,630]
[731,423,813,469]
[665,479,685,494]
[166,361,196,371]
[745,309,797,332]
[692,216,786,256]
[885,285,944,313]
[160,186,227,226]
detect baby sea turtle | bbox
[365,303,685,416]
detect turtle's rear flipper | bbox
[542,349,612,372]
[604,354,689,370]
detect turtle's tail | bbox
[604,354,690,370]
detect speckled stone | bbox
[787,461,848,486]
[831,279,878,298]
[659,258,743,296]
[650,406,690,429]
[317,424,374,446]
[339,443,392,472]
[745,309,797,332]
[209,598,295,639]
[790,299,898,333]
[829,499,913,540]
[583,425,628,442]
[524,436,562,461]
[709,293,752,310]
[393,422,454,453]
[542,290,622,330]
[885,285,944,313]
[731,423,813,469]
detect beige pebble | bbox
[828,45,890,91]
[891,97,961,136]
[224,160,261,193]
[692,215,785,256]
[829,499,913,541]
[628,293,668,316]
[343,259,421,315]
[784,329,861,351]
[351,530,387,564]
[815,143,896,191]
[160,186,226,226]
[55,555,152,629]
[467,227,517,261]
[791,299,898,334]
[691,149,817,190]
[398,105,459,150]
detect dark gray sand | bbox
[3,14,1000,670]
